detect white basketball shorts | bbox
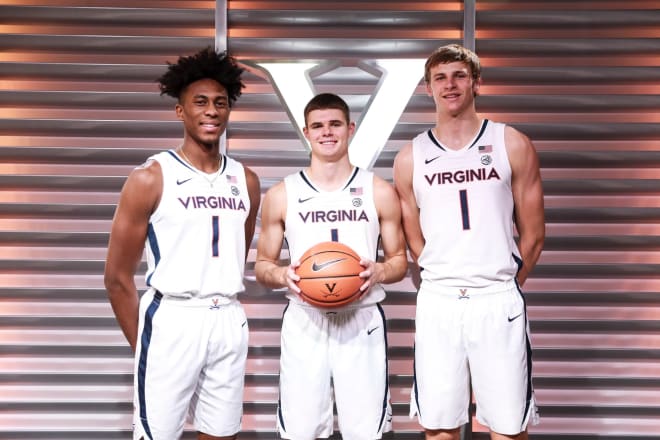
[410,279,539,436]
[278,302,392,440]
[133,289,248,439]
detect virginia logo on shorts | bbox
[458,288,470,299]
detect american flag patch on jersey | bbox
[478,145,492,153]
[350,187,363,196]
[226,175,237,183]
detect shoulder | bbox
[127,158,162,190]
[503,125,540,173]
[393,141,415,183]
[264,179,287,202]
[374,174,398,206]
[504,125,533,154]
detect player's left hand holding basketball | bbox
[358,259,383,297]
[283,261,301,294]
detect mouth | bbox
[200,122,221,133]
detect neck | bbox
[434,113,482,150]
[306,158,353,191]
[179,144,222,173]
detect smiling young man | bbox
[104,47,260,440]
[255,93,407,440]
[393,44,545,440]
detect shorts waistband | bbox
[419,279,518,297]
[150,289,238,308]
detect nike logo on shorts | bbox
[312,258,345,272]
[177,177,192,185]
[424,156,441,164]
[508,313,523,322]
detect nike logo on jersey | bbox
[367,326,379,335]
[424,156,441,164]
[298,197,314,203]
[508,313,523,322]
[312,258,345,272]
[177,177,192,185]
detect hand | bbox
[357,258,382,299]
[283,261,301,295]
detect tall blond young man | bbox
[256,93,407,440]
[393,44,545,440]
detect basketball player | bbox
[255,93,408,440]
[104,47,260,440]
[393,44,545,440]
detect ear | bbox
[425,81,433,97]
[473,77,482,96]
[302,126,310,141]
[348,121,356,137]
[175,103,184,121]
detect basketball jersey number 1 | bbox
[212,215,220,257]
[459,189,470,230]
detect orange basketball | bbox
[295,241,364,308]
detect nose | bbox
[205,102,218,116]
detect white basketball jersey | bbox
[284,167,384,306]
[412,120,521,287]
[144,150,250,299]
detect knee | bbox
[425,427,461,440]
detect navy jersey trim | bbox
[515,283,534,430]
[167,149,196,172]
[219,154,227,174]
[136,290,163,440]
[467,119,490,150]
[376,303,391,433]
[341,167,361,191]
[426,129,446,151]
[299,170,320,193]
[412,343,421,418]
[145,223,160,286]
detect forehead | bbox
[182,78,228,99]
[429,61,471,76]
[306,108,346,124]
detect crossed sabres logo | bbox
[242,59,425,170]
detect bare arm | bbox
[506,126,545,286]
[362,175,408,289]
[104,161,162,352]
[243,166,261,261]
[393,143,425,262]
[254,182,300,292]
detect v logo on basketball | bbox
[325,283,337,293]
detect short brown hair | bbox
[424,44,481,83]
[304,93,350,127]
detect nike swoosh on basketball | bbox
[298,197,314,203]
[508,313,523,322]
[177,177,192,185]
[424,156,441,164]
[311,258,345,272]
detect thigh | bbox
[191,301,249,437]
[278,304,334,440]
[331,305,391,440]
[134,292,204,440]
[411,289,471,430]
[467,288,538,435]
